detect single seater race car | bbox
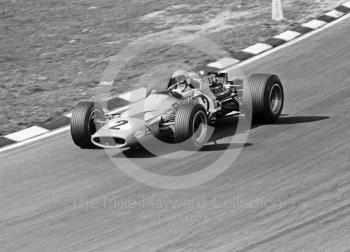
[70,59,284,150]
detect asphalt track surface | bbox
[1,18,350,252]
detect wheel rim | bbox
[269,84,283,114]
[192,111,207,145]
[88,109,104,135]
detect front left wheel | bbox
[174,104,209,150]
[70,101,105,148]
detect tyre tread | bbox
[70,101,103,148]
[246,74,284,123]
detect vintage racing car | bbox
[70,58,284,150]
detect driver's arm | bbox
[170,89,184,99]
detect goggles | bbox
[174,75,187,84]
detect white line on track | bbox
[1,12,349,153]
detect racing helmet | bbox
[171,70,191,85]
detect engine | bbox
[210,84,235,102]
[208,75,241,116]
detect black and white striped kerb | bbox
[1,1,350,149]
[229,3,350,61]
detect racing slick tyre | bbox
[146,77,171,96]
[244,74,284,123]
[70,101,105,148]
[174,104,209,150]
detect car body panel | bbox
[90,69,241,149]
[91,92,200,148]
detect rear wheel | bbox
[174,104,208,150]
[244,74,284,123]
[70,101,105,148]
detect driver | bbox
[169,70,194,98]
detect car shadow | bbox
[113,115,330,159]
[114,142,252,159]
[263,116,330,125]
[115,147,156,158]
[200,143,252,151]
[212,115,330,140]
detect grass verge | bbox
[0,0,344,135]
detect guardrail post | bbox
[272,0,284,21]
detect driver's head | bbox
[172,70,190,86]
